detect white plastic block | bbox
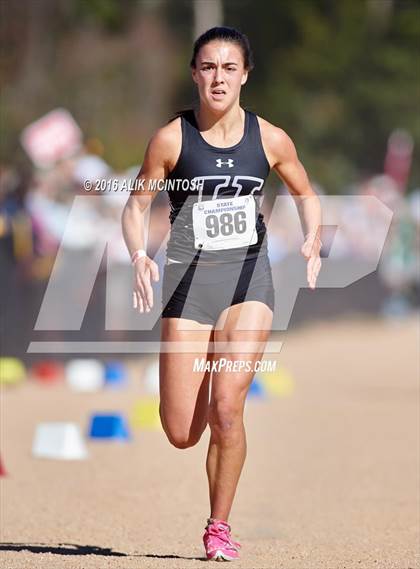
[65,359,104,392]
[32,422,88,460]
[143,358,160,395]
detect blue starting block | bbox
[247,376,266,399]
[88,413,131,441]
[104,361,127,388]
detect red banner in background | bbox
[384,129,414,193]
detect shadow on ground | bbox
[0,543,206,561]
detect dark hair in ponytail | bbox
[190,26,254,71]
[167,106,195,124]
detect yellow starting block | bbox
[0,357,26,385]
[259,366,295,397]
[131,398,162,431]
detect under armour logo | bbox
[216,158,234,168]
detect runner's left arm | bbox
[260,121,322,289]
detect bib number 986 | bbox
[205,210,247,237]
[193,195,257,251]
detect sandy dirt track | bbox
[1,316,419,569]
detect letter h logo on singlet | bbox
[216,158,234,168]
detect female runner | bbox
[122,26,322,562]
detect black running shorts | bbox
[161,254,275,325]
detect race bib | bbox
[192,195,258,251]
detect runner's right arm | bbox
[121,119,181,312]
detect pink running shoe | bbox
[203,518,242,561]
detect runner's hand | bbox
[300,234,322,290]
[133,257,159,313]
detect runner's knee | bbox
[159,405,204,449]
[164,429,201,449]
[208,398,242,434]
